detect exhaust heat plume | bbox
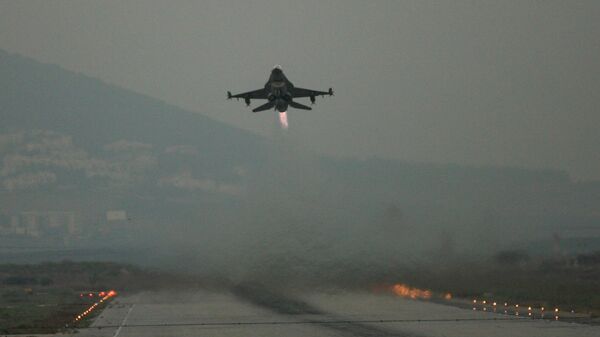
[279,111,289,129]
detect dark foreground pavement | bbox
[68,289,599,337]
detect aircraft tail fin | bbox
[252,100,276,112]
[289,101,312,110]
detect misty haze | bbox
[0,1,599,337]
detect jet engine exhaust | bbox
[279,111,289,129]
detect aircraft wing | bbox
[291,87,333,98]
[228,88,268,100]
[252,100,277,112]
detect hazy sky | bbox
[1,0,599,180]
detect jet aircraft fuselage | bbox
[267,67,292,112]
[227,66,333,113]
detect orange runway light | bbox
[73,290,117,324]
[391,284,432,300]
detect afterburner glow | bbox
[279,111,289,129]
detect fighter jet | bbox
[227,65,333,112]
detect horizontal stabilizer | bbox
[289,101,312,110]
[252,100,276,112]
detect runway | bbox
[75,289,599,337]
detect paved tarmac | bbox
[73,289,599,337]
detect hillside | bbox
[1,49,598,273]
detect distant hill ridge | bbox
[1,49,598,257]
[0,48,265,161]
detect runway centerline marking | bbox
[113,304,135,337]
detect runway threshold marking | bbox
[113,304,135,337]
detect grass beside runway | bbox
[0,287,99,334]
[393,258,600,320]
[0,261,193,334]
